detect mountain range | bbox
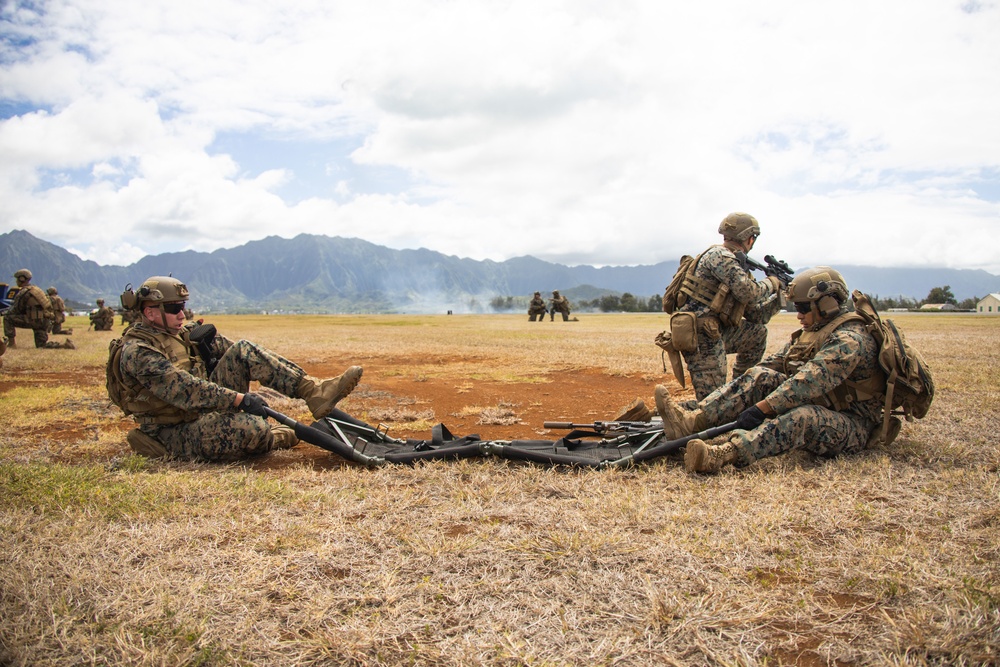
[2,229,998,313]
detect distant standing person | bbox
[2,269,73,349]
[662,212,782,400]
[107,275,364,461]
[549,290,571,322]
[90,299,116,331]
[46,287,72,335]
[527,292,547,322]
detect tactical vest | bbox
[781,313,885,412]
[17,285,53,326]
[106,324,207,425]
[677,246,748,327]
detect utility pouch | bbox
[698,315,721,341]
[126,428,169,458]
[669,312,698,353]
[708,283,730,313]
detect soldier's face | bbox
[796,309,817,329]
[142,303,186,332]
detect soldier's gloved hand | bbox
[736,405,767,431]
[238,393,269,417]
[765,275,782,293]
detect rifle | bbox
[544,419,662,435]
[745,254,794,287]
[545,418,740,468]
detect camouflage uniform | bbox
[3,280,55,347]
[528,293,547,322]
[678,242,780,399]
[47,288,69,334]
[90,301,116,330]
[692,315,881,467]
[549,292,571,321]
[119,322,309,461]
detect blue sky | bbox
[1,0,999,272]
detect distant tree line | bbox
[489,293,664,313]
[493,285,983,315]
[867,285,978,311]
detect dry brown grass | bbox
[1,312,998,666]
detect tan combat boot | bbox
[654,384,705,439]
[298,366,363,419]
[270,424,299,450]
[684,438,737,474]
[613,397,652,422]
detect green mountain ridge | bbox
[2,230,997,313]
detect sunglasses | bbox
[162,302,187,315]
[793,301,812,314]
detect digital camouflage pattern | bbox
[549,292,571,321]
[47,290,69,334]
[528,293,547,321]
[694,317,882,467]
[3,283,55,347]
[679,242,779,399]
[120,322,309,461]
[90,303,116,330]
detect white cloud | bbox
[1,0,999,273]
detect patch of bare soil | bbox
[306,352,679,440]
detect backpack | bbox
[106,334,133,415]
[662,253,699,313]
[851,290,935,444]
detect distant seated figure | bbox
[90,299,116,330]
[549,290,571,322]
[108,275,364,461]
[527,291,547,322]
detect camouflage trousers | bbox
[3,314,51,347]
[698,366,875,468]
[682,318,768,400]
[144,339,306,461]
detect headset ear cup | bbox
[817,295,839,317]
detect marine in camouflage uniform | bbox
[673,213,782,400]
[3,269,74,349]
[90,299,116,330]
[549,290,571,322]
[46,287,72,334]
[112,276,363,461]
[656,267,883,474]
[527,292,547,322]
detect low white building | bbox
[977,293,1000,314]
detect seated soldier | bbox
[654,267,884,474]
[109,276,363,461]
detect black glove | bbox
[736,405,767,431]
[238,393,269,417]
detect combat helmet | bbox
[786,266,849,319]
[718,212,760,243]
[120,276,189,311]
[14,269,32,282]
[47,287,58,295]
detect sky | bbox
[1,0,999,274]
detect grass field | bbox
[1,312,998,666]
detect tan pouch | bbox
[698,315,721,341]
[126,428,169,458]
[669,312,698,353]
